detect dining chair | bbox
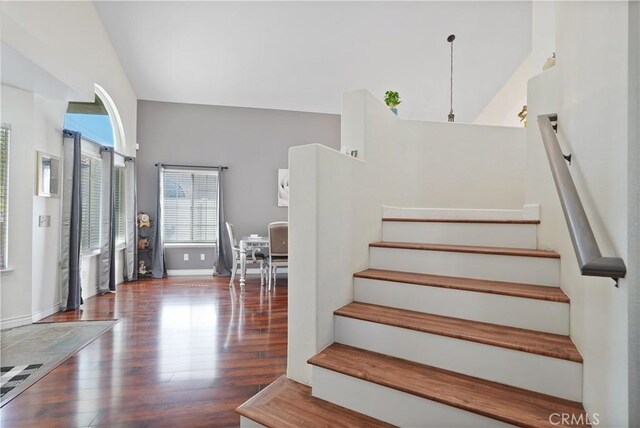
[226,222,266,287]
[267,221,288,290]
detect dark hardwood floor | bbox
[0,277,287,427]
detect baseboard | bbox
[32,302,63,323]
[84,286,98,300]
[167,268,288,276]
[167,269,214,276]
[0,314,32,330]
[246,267,288,274]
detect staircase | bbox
[237,210,590,427]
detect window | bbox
[80,155,102,252]
[114,167,125,245]
[0,126,9,269]
[162,169,218,244]
[64,94,115,147]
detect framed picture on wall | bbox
[278,169,289,207]
[36,151,61,198]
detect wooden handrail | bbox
[537,114,626,285]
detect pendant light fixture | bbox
[447,34,456,122]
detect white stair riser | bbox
[382,222,537,248]
[369,247,560,286]
[382,206,541,221]
[354,278,569,335]
[334,316,583,402]
[312,366,514,427]
[240,417,265,428]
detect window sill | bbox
[82,249,101,257]
[116,243,126,251]
[1,267,14,275]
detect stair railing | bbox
[538,114,626,286]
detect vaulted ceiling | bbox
[95,1,531,122]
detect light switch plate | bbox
[200,254,205,261]
[39,215,51,227]
[183,253,189,261]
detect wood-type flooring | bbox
[0,277,287,427]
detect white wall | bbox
[628,3,640,426]
[0,0,136,328]
[526,2,637,425]
[0,86,36,328]
[474,55,530,128]
[288,90,526,384]
[30,95,67,320]
[531,1,556,76]
[1,1,137,156]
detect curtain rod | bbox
[63,129,135,161]
[155,163,228,170]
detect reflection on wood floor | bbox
[0,277,287,427]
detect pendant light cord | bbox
[450,41,454,115]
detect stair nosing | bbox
[335,302,582,363]
[354,269,569,303]
[308,344,589,428]
[383,217,540,224]
[236,375,394,428]
[369,241,561,259]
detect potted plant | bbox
[384,91,401,115]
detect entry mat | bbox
[1,364,43,397]
[0,320,116,405]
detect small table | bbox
[239,236,270,289]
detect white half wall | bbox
[287,89,527,384]
[288,144,382,385]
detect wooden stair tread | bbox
[308,344,589,428]
[370,241,560,258]
[354,269,569,303]
[335,302,582,362]
[236,375,394,428]
[383,217,540,224]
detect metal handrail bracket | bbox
[537,114,626,285]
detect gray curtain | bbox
[61,130,83,310]
[124,157,137,281]
[213,167,232,276]
[98,148,116,293]
[151,163,166,278]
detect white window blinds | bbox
[114,167,125,245]
[162,169,218,244]
[0,126,9,269]
[80,155,102,252]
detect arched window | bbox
[64,92,114,146]
[63,84,125,152]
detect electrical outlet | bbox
[183,253,189,261]
[39,215,51,227]
[200,254,205,261]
